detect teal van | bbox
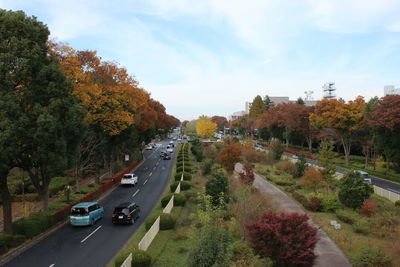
[70,202,104,226]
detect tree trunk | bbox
[341,136,351,166]
[0,174,13,234]
[40,190,49,211]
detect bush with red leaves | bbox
[246,211,318,267]
[360,199,378,217]
[239,163,255,185]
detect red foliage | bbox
[239,163,255,185]
[307,196,321,212]
[360,199,378,217]
[246,211,318,267]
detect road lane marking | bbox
[132,189,140,198]
[143,179,148,185]
[153,166,156,170]
[49,264,55,267]
[80,225,102,243]
[149,172,152,177]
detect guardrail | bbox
[163,195,174,214]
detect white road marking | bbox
[149,172,152,177]
[132,189,140,198]
[143,179,148,185]
[80,225,102,243]
[49,264,55,267]
[153,166,156,170]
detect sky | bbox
[2,0,400,120]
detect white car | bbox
[355,170,372,184]
[145,145,152,150]
[167,148,174,153]
[121,173,138,186]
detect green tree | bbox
[205,172,229,207]
[0,10,86,211]
[338,171,373,209]
[296,97,305,105]
[270,139,284,160]
[249,95,265,118]
[263,95,273,110]
[316,140,336,179]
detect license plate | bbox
[119,216,123,219]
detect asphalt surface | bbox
[255,143,400,194]
[5,139,176,267]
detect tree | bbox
[299,166,324,192]
[211,116,228,132]
[316,140,336,180]
[263,95,273,110]
[294,155,307,178]
[249,95,265,118]
[205,172,229,207]
[310,97,366,165]
[296,97,305,105]
[217,142,242,172]
[270,139,284,160]
[246,211,318,267]
[196,115,217,138]
[368,95,400,171]
[338,171,373,209]
[239,163,255,185]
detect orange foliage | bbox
[217,142,243,172]
[299,166,323,191]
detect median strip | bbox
[80,225,102,244]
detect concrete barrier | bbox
[163,195,174,213]
[120,252,132,267]
[175,182,181,194]
[373,185,400,202]
[138,216,160,251]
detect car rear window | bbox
[114,207,129,214]
[71,207,87,216]
[123,175,133,179]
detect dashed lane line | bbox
[80,225,102,244]
[143,179,148,185]
[132,189,140,198]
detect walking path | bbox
[235,163,352,267]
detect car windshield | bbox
[71,207,87,216]
[114,207,129,214]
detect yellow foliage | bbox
[196,115,217,138]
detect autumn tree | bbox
[217,142,243,172]
[367,95,400,171]
[239,162,255,185]
[246,211,318,267]
[249,95,265,118]
[211,116,228,132]
[310,97,366,165]
[196,115,217,138]
[299,166,324,192]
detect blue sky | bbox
[2,0,400,120]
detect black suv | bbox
[112,202,140,224]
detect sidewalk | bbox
[235,163,352,267]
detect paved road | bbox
[255,143,400,194]
[5,139,175,267]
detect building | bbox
[228,111,247,121]
[245,101,251,114]
[269,96,291,105]
[384,85,400,96]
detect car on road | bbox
[121,173,138,186]
[112,202,140,225]
[163,154,171,160]
[160,151,168,157]
[355,170,372,184]
[70,202,104,226]
[167,147,174,153]
[145,145,152,150]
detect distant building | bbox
[304,100,317,106]
[384,85,400,96]
[245,101,251,114]
[269,96,290,105]
[228,111,247,121]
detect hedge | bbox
[114,251,131,267]
[176,166,192,173]
[145,213,176,231]
[161,193,186,208]
[174,172,192,181]
[170,181,191,192]
[132,249,152,267]
[12,211,55,238]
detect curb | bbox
[0,158,145,266]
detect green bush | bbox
[275,180,294,186]
[114,250,131,267]
[12,218,43,238]
[29,211,55,229]
[132,249,152,267]
[338,171,373,209]
[335,209,359,225]
[0,240,7,254]
[352,246,393,267]
[145,215,159,231]
[174,172,192,181]
[49,177,75,197]
[9,235,26,248]
[176,166,192,173]
[395,200,400,207]
[160,213,176,230]
[0,234,13,247]
[321,195,342,212]
[161,194,173,208]
[174,194,186,206]
[352,219,369,235]
[12,193,40,202]
[205,172,229,207]
[201,159,213,175]
[170,181,191,192]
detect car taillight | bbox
[112,213,116,217]
[127,213,131,217]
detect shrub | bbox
[9,235,26,248]
[299,166,324,192]
[12,218,43,238]
[239,163,255,185]
[360,199,378,217]
[228,241,257,266]
[395,200,400,207]
[242,149,268,164]
[145,215,159,231]
[201,159,213,175]
[307,196,321,212]
[246,211,318,267]
[132,249,152,267]
[294,155,307,178]
[161,194,173,208]
[205,172,229,206]
[320,195,341,212]
[0,234,13,248]
[275,180,294,186]
[270,139,284,160]
[338,171,373,209]
[160,213,176,230]
[29,211,55,229]
[0,240,7,254]
[170,181,191,192]
[335,209,359,225]
[114,250,131,267]
[174,193,187,206]
[176,166,192,173]
[352,246,393,267]
[352,219,369,235]
[174,172,192,181]
[275,160,296,176]
[291,192,310,208]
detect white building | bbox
[228,111,247,121]
[384,85,400,96]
